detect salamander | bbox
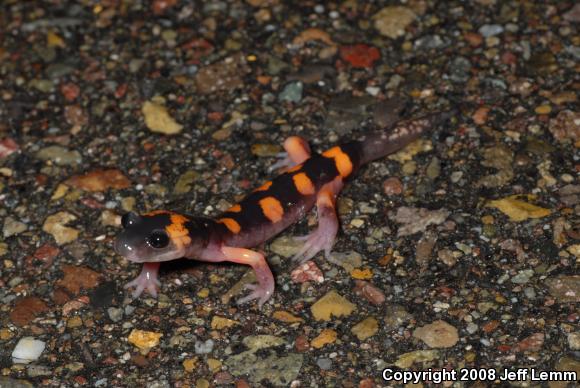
[114,113,447,306]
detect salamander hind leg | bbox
[221,246,275,307]
[269,136,311,172]
[292,178,343,263]
[124,262,161,298]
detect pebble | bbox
[36,145,82,166]
[3,217,27,238]
[107,307,123,322]
[466,323,478,334]
[548,110,580,142]
[56,265,100,295]
[413,320,459,348]
[479,24,504,37]
[66,169,130,191]
[225,349,303,385]
[310,290,356,321]
[327,251,363,272]
[278,81,303,103]
[523,287,536,299]
[42,212,79,245]
[487,195,551,222]
[316,357,332,370]
[142,100,183,135]
[383,177,403,196]
[26,365,52,378]
[211,316,239,330]
[291,261,324,283]
[182,357,198,373]
[545,275,580,303]
[272,311,303,324]
[568,332,580,350]
[353,280,386,305]
[373,6,416,39]
[11,296,50,327]
[12,337,46,364]
[511,269,534,284]
[391,207,450,237]
[311,329,337,349]
[127,329,163,353]
[351,317,378,341]
[395,350,439,368]
[194,339,215,354]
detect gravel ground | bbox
[0,1,579,387]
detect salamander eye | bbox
[121,212,140,229]
[147,230,169,249]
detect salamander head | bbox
[114,211,193,263]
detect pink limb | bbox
[269,136,311,172]
[221,246,275,307]
[124,262,161,298]
[292,178,343,263]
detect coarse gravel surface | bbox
[0,1,579,387]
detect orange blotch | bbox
[285,137,310,163]
[227,204,242,213]
[292,172,315,195]
[218,218,241,234]
[259,197,284,223]
[143,210,171,216]
[165,213,190,238]
[254,181,272,192]
[322,146,353,178]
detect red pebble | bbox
[339,44,380,68]
[472,106,490,125]
[236,379,251,388]
[359,378,375,388]
[295,334,310,352]
[30,244,60,268]
[115,83,128,99]
[354,280,386,305]
[152,0,177,15]
[0,137,19,158]
[60,83,80,101]
[383,177,403,196]
[291,261,324,283]
[514,333,544,352]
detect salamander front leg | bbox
[221,246,275,307]
[292,179,343,263]
[124,262,161,298]
[269,136,311,172]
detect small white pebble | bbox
[365,86,380,96]
[12,337,46,364]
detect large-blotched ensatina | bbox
[114,114,446,306]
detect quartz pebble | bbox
[12,337,46,364]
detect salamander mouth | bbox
[113,235,185,263]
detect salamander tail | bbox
[359,111,452,165]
